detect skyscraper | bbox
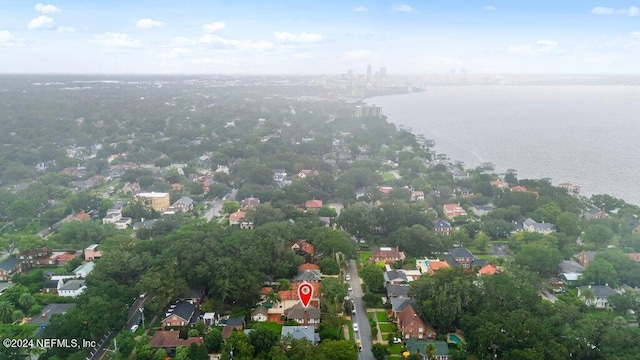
[366,64,372,77]
[380,67,386,78]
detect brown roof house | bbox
[222,316,245,341]
[161,301,197,328]
[284,303,321,328]
[304,199,323,211]
[150,331,203,355]
[371,247,406,264]
[397,305,437,340]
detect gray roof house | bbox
[523,218,556,234]
[281,326,320,345]
[384,269,409,284]
[386,284,410,298]
[578,285,618,308]
[559,260,585,274]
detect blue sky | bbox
[0,1,639,74]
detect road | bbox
[347,259,374,360]
[201,189,237,222]
[86,295,147,360]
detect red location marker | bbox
[298,282,314,308]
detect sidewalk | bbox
[367,309,384,344]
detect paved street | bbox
[347,259,374,360]
[201,189,237,222]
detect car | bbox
[345,274,350,281]
[353,323,359,332]
[348,286,353,292]
[130,324,139,332]
[392,337,402,344]
[352,308,356,315]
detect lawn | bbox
[388,344,404,354]
[254,322,283,335]
[375,311,387,323]
[379,323,397,333]
[381,172,396,182]
[359,251,372,264]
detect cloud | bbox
[91,32,142,49]
[56,26,75,33]
[507,40,559,54]
[35,3,61,14]
[292,52,315,59]
[202,21,226,33]
[0,30,21,47]
[632,31,640,39]
[392,4,415,13]
[353,6,368,12]
[156,47,190,59]
[274,32,323,44]
[169,36,198,47]
[192,57,238,66]
[136,18,166,29]
[591,6,639,16]
[199,34,273,50]
[342,48,372,60]
[27,15,55,30]
[484,5,497,11]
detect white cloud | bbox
[292,52,315,59]
[274,32,323,44]
[484,5,497,11]
[199,34,273,50]
[91,32,142,49]
[136,18,166,29]
[169,36,198,47]
[27,15,55,30]
[507,40,559,54]
[353,6,368,12]
[0,30,21,47]
[342,48,372,60]
[35,3,61,14]
[392,4,415,13]
[56,26,75,33]
[192,57,238,66]
[202,21,226,33]
[156,47,190,59]
[591,6,640,16]
[631,31,640,39]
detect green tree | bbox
[204,327,223,352]
[0,300,16,323]
[372,343,390,360]
[360,264,385,293]
[248,327,279,358]
[220,331,254,360]
[514,242,562,275]
[582,223,614,245]
[555,212,581,237]
[222,200,240,215]
[17,293,35,311]
[319,339,358,360]
[582,258,618,287]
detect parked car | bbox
[345,274,351,281]
[353,323,359,332]
[392,337,402,344]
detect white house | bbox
[58,279,87,298]
[251,306,268,322]
[578,285,618,308]
[73,261,95,278]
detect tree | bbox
[220,331,254,360]
[248,327,278,358]
[152,348,168,360]
[204,327,223,352]
[556,212,580,237]
[372,343,390,360]
[222,200,240,215]
[473,232,491,253]
[582,258,618,287]
[514,242,562,275]
[318,339,358,360]
[0,300,16,323]
[361,264,385,293]
[582,223,614,245]
[425,343,437,360]
[337,203,371,237]
[533,202,562,223]
[17,293,35,311]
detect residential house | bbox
[433,219,453,235]
[559,260,585,274]
[149,331,203,356]
[284,303,321,328]
[443,204,467,220]
[229,211,247,226]
[281,326,320,345]
[179,288,205,306]
[397,305,437,340]
[114,217,132,230]
[222,316,245,341]
[132,219,158,231]
[583,208,608,220]
[478,264,498,275]
[297,169,319,178]
[293,269,322,283]
[122,182,141,195]
[202,313,216,326]
[384,269,409,285]
[162,301,196,328]
[575,251,598,268]
[18,247,51,268]
[43,279,61,294]
[277,282,322,312]
[73,211,91,221]
[102,208,123,225]
[251,306,268,322]
[490,179,509,189]
[578,285,618,308]
[416,258,450,276]
[29,303,75,338]
[390,297,413,320]
[626,253,640,263]
[135,192,170,212]
[304,199,323,211]
[444,248,476,269]
[411,191,425,201]
[84,244,102,261]
[378,186,394,195]
[372,247,406,264]
[273,169,287,182]
[58,279,86,298]
[386,284,410,299]
[471,204,495,217]
[73,261,95,278]
[523,218,556,234]
[0,256,23,280]
[170,196,194,212]
[241,196,261,209]
[291,240,315,257]
[405,339,450,360]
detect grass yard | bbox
[381,172,396,182]
[388,344,404,354]
[382,333,390,341]
[359,251,372,264]
[376,311,387,323]
[379,323,397,333]
[254,322,283,334]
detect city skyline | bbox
[1,1,640,74]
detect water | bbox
[370,86,640,206]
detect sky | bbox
[1,0,639,74]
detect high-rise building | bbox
[348,69,354,78]
[367,64,372,76]
[380,67,386,78]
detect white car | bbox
[130,324,139,332]
[345,274,350,281]
[353,323,359,332]
[392,337,402,344]
[348,286,353,292]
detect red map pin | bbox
[298,282,314,308]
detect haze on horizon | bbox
[1,0,640,75]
